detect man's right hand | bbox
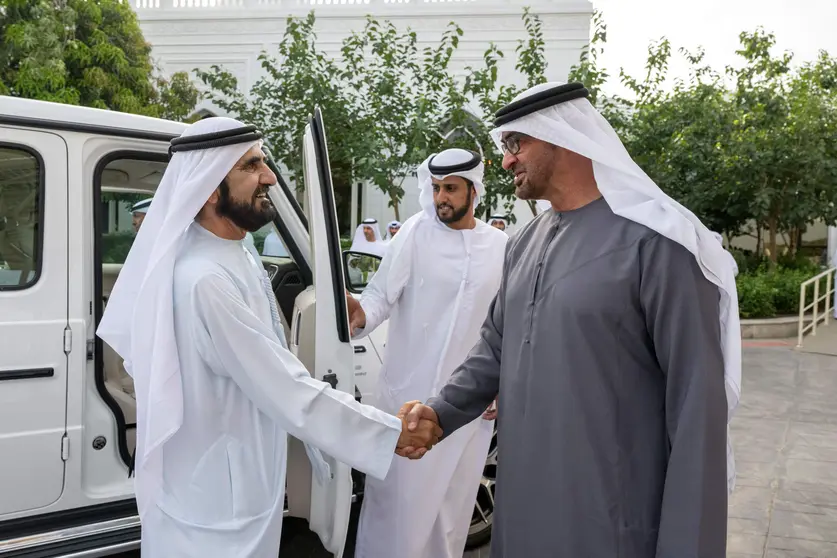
[346,292,366,336]
[395,401,441,459]
[395,415,442,459]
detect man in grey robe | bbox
[399,82,742,557]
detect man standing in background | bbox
[348,149,507,558]
[131,198,152,233]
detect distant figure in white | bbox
[347,149,508,558]
[488,215,507,233]
[131,198,152,233]
[385,220,402,240]
[350,217,388,257]
[96,118,441,557]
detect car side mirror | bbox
[343,250,382,294]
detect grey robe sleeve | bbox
[426,253,506,437]
[640,235,728,557]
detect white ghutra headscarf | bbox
[490,82,742,494]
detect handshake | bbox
[394,400,442,460]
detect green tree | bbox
[0,0,198,120]
[573,14,837,261]
[726,30,837,260]
[341,17,466,220]
[196,12,361,230]
[567,9,609,106]
[460,7,550,221]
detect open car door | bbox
[298,107,355,556]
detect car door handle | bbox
[0,368,54,381]
[353,346,366,354]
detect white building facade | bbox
[135,0,593,233]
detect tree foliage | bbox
[198,9,551,226]
[579,13,837,262]
[197,13,360,227]
[0,0,198,120]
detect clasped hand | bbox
[395,400,442,460]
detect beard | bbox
[217,180,277,232]
[513,166,547,200]
[435,188,472,224]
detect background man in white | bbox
[385,219,401,239]
[350,217,387,257]
[97,117,441,557]
[347,149,508,558]
[131,197,152,232]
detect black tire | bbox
[464,422,498,550]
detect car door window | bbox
[0,146,42,289]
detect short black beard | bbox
[436,187,473,225]
[216,180,277,232]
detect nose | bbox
[501,151,517,170]
[262,166,278,185]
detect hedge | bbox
[734,250,828,319]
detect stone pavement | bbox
[464,343,837,558]
[797,321,837,357]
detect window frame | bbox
[0,141,46,291]
[93,149,169,468]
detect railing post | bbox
[813,279,820,336]
[798,281,806,347]
[827,271,833,327]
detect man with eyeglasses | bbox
[398,82,740,558]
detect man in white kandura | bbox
[97,118,440,557]
[348,148,508,558]
[350,217,388,257]
[385,220,401,240]
[487,215,507,233]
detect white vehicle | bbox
[0,98,496,557]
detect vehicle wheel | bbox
[464,422,497,550]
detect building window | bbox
[0,146,42,289]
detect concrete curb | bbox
[740,315,809,340]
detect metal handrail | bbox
[797,266,836,347]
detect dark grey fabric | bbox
[427,197,728,558]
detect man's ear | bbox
[206,188,221,206]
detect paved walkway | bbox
[465,343,837,558]
[797,321,837,357]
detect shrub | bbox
[736,264,826,318]
[737,273,778,318]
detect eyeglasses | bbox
[500,133,525,156]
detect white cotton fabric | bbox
[97,117,401,554]
[712,231,739,277]
[132,198,153,214]
[353,151,507,558]
[98,117,261,521]
[139,224,399,557]
[490,82,742,493]
[350,219,387,257]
